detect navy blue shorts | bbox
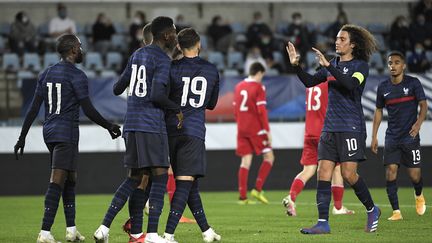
[123,132,169,169]
[318,132,367,163]
[169,136,206,178]
[384,142,422,168]
[46,142,78,171]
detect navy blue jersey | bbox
[376,75,426,145]
[166,57,219,140]
[313,58,369,133]
[117,44,171,135]
[35,61,89,143]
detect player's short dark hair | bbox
[388,51,405,61]
[151,16,174,40]
[178,28,200,50]
[56,34,79,57]
[142,23,153,45]
[249,62,266,76]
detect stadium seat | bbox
[369,52,384,70]
[224,69,240,77]
[2,53,20,71]
[373,34,386,50]
[106,51,123,71]
[231,22,246,34]
[316,22,331,34]
[82,69,96,79]
[23,53,41,71]
[0,36,5,51]
[200,35,208,50]
[77,35,90,52]
[111,34,127,52]
[0,22,10,36]
[275,21,289,34]
[37,22,50,37]
[43,52,60,69]
[272,51,284,65]
[207,51,225,70]
[426,51,432,63]
[306,51,318,69]
[84,23,93,36]
[100,70,118,78]
[113,22,127,34]
[367,23,388,34]
[76,23,84,35]
[17,70,36,88]
[85,52,103,70]
[227,51,244,69]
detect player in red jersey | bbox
[282,82,354,216]
[234,62,274,204]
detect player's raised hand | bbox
[107,124,122,139]
[311,47,330,67]
[286,42,300,66]
[14,137,25,160]
[176,111,184,130]
[371,137,378,154]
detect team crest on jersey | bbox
[403,87,409,95]
[343,67,349,74]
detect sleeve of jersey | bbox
[150,60,181,111]
[207,73,220,110]
[19,94,43,140]
[375,84,385,108]
[113,55,133,96]
[294,65,327,87]
[414,78,427,101]
[72,72,89,100]
[257,86,270,132]
[35,70,48,97]
[326,62,368,91]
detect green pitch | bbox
[0,188,430,242]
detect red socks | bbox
[255,160,273,191]
[238,167,249,200]
[289,178,305,202]
[166,173,176,202]
[332,185,344,210]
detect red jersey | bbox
[234,78,270,137]
[304,82,328,138]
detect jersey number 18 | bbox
[128,64,147,97]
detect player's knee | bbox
[385,166,398,181]
[264,152,274,163]
[341,170,356,183]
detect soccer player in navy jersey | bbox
[286,24,381,234]
[14,34,121,243]
[93,16,180,243]
[371,51,427,221]
[161,28,221,243]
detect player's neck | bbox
[390,73,404,84]
[183,51,198,58]
[339,53,353,62]
[62,56,75,65]
[153,41,172,54]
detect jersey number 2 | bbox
[239,90,248,111]
[307,86,321,111]
[128,64,147,97]
[181,76,207,108]
[47,82,61,114]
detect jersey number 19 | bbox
[181,76,207,108]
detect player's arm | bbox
[410,100,427,138]
[113,56,133,96]
[79,98,121,139]
[325,64,366,91]
[371,108,383,154]
[14,94,43,160]
[207,74,220,110]
[257,86,271,144]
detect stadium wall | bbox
[1,122,432,195]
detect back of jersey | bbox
[35,61,89,144]
[122,44,171,135]
[167,57,219,140]
[234,79,267,137]
[304,82,328,138]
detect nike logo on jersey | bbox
[348,152,357,157]
[413,161,420,165]
[384,92,391,97]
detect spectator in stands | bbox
[9,11,37,55]
[407,42,431,73]
[246,11,274,59]
[49,3,77,38]
[244,46,267,75]
[389,16,411,54]
[175,14,191,33]
[409,13,432,51]
[413,0,432,23]
[207,15,234,53]
[324,11,348,46]
[128,11,147,54]
[285,12,311,67]
[92,13,116,54]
